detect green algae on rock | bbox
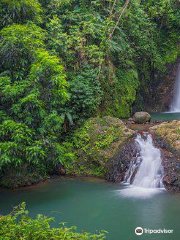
[69,116,134,177]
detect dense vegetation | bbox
[0,0,180,183]
[0,203,106,239]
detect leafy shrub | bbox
[0,0,43,28]
[0,203,107,240]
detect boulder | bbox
[70,116,135,177]
[133,112,151,124]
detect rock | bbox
[52,163,66,176]
[150,121,180,192]
[70,116,135,177]
[150,120,180,152]
[60,168,66,175]
[127,118,135,124]
[128,118,133,121]
[106,138,139,182]
[133,112,151,124]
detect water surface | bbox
[0,178,180,240]
[151,112,180,121]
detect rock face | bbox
[136,58,180,112]
[71,116,135,177]
[150,121,180,192]
[105,138,138,182]
[133,112,151,123]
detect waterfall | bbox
[132,134,164,188]
[120,134,164,197]
[170,64,180,112]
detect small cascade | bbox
[124,154,141,184]
[170,64,180,112]
[121,134,164,197]
[132,134,164,188]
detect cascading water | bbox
[120,134,164,198]
[133,134,164,188]
[170,64,180,112]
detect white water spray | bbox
[120,134,164,198]
[170,64,180,112]
[133,134,163,188]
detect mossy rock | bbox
[133,112,151,124]
[69,116,134,177]
[150,121,180,192]
[150,120,180,152]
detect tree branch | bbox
[109,0,130,40]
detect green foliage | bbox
[0,3,71,180]
[46,13,104,119]
[45,0,180,118]
[0,24,45,78]
[0,203,107,239]
[69,67,102,120]
[0,0,43,28]
[0,120,35,167]
[0,0,180,184]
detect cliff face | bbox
[153,60,180,112]
[135,58,180,113]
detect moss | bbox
[150,121,180,152]
[100,69,139,118]
[69,116,134,177]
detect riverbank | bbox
[0,116,135,189]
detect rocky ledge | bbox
[150,121,180,192]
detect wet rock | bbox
[133,112,151,124]
[105,138,139,182]
[139,58,180,112]
[150,121,180,192]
